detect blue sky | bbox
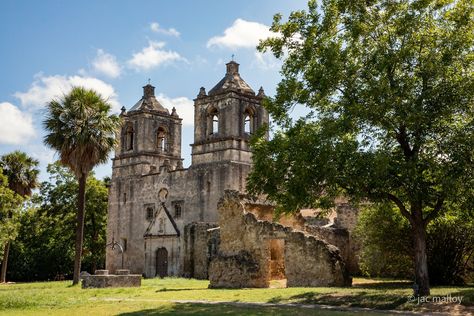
[0,0,308,182]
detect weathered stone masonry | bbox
[106,60,359,285]
[106,61,268,278]
[208,191,352,288]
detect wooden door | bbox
[156,247,168,278]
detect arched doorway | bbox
[156,247,168,278]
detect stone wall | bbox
[82,270,141,288]
[208,191,352,288]
[183,222,220,279]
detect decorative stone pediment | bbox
[144,203,180,237]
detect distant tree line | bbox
[6,163,109,282]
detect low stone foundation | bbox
[81,269,141,288]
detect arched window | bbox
[156,127,167,152]
[244,115,251,134]
[243,108,255,135]
[207,107,219,135]
[126,125,134,150]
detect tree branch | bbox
[384,192,413,223]
[423,195,445,225]
[395,125,414,159]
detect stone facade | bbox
[106,61,268,278]
[208,191,352,288]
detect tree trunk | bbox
[0,241,10,283]
[412,220,430,296]
[91,212,98,273]
[72,173,87,285]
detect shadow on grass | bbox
[156,288,208,292]
[118,302,363,316]
[269,291,408,310]
[352,281,412,289]
[452,287,474,306]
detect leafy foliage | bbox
[7,163,109,281]
[0,151,39,197]
[0,169,23,261]
[0,151,39,282]
[248,0,474,293]
[427,214,474,285]
[355,205,474,285]
[43,87,121,178]
[354,204,412,279]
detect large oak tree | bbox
[248,0,474,295]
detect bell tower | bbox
[191,60,268,165]
[113,83,183,176]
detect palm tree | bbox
[0,151,39,283]
[43,87,121,285]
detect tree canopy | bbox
[0,151,39,282]
[8,163,109,281]
[248,0,474,295]
[0,169,22,262]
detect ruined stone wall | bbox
[183,222,220,279]
[245,204,305,230]
[334,202,359,232]
[209,191,351,288]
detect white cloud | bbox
[14,74,121,113]
[156,94,193,126]
[253,51,282,70]
[92,49,121,78]
[0,102,36,145]
[28,144,56,166]
[150,22,180,37]
[207,19,276,49]
[128,41,184,71]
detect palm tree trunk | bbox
[72,173,87,285]
[0,241,10,283]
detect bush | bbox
[427,215,474,285]
[355,204,474,285]
[354,204,413,279]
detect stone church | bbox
[106,61,269,278]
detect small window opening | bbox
[174,204,182,219]
[126,126,134,150]
[121,238,128,252]
[243,108,255,135]
[212,115,219,134]
[208,107,219,135]
[157,127,167,152]
[146,207,154,220]
[244,115,251,134]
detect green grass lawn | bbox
[0,278,472,315]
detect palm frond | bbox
[43,86,122,177]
